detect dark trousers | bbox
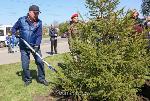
[8,44,12,53]
[20,48,45,82]
[50,38,57,53]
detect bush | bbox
[56,0,150,101]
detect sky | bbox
[0,0,142,25]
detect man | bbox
[68,13,79,38]
[131,9,143,33]
[68,13,81,62]
[144,16,150,50]
[6,35,12,53]
[144,16,150,29]
[12,5,49,86]
[49,25,58,55]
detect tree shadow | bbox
[46,51,53,55]
[137,79,150,101]
[16,70,37,82]
[16,70,58,86]
[57,62,67,70]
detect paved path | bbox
[0,37,70,65]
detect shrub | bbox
[56,0,150,101]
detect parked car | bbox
[61,32,69,38]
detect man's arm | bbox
[49,29,53,36]
[54,28,58,37]
[49,28,56,37]
[11,19,20,36]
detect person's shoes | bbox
[10,51,14,53]
[38,80,49,86]
[50,51,53,55]
[24,80,32,87]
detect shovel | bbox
[20,37,57,72]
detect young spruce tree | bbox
[57,0,150,101]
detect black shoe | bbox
[24,80,32,86]
[50,51,53,55]
[38,80,49,86]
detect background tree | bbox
[58,21,69,35]
[141,0,150,16]
[42,25,49,35]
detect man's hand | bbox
[15,35,20,38]
[54,34,57,37]
[33,45,39,52]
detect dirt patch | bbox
[33,80,150,101]
[33,95,54,101]
[33,94,74,101]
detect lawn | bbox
[0,53,66,101]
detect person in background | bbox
[11,34,16,52]
[68,13,79,38]
[144,16,150,50]
[68,13,81,62]
[144,16,150,29]
[131,9,143,34]
[6,35,12,53]
[11,5,49,86]
[49,25,58,55]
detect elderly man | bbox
[12,5,49,86]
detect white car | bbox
[0,25,12,48]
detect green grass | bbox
[0,53,66,101]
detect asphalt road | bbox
[0,37,70,65]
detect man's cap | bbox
[71,13,78,19]
[29,5,41,13]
